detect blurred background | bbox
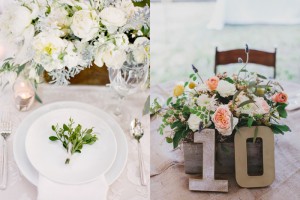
[151,0,300,85]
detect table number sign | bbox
[189,129,228,192]
[235,126,275,188]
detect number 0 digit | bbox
[234,126,275,188]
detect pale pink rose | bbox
[206,76,219,91]
[272,92,288,103]
[255,97,270,114]
[212,105,238,136]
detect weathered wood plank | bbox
[183,141,263,175]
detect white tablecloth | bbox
[0,85,150,200]
[208,0,300,30]
[151,81,300,200]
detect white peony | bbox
[216,80,237,97]
[32,33,67,71]
[71,10,99,41]
[187,114,202,132]
[196,94,217,111]
[0,4,33,39]
[99,7,127,33]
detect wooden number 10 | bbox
[189,127,275,192]
[189,129,228,192]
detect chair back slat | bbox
[214,47,277,78]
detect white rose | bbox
[197,94,217,111]
[216,80,237,97]
[103,49,127,69]
[99,7,127,33]
[32,33,67,71]
[187,114,202,132]
[71,10,99,41]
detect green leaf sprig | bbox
[49,118,98,164]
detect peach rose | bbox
[206,76,219,91]
[212,105,238,136]
[272,92,288,103]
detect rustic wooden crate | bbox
[44,64,110,85]
[183,141,263,175]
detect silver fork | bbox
[0,114,12,190]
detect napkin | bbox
[37,175,108,200]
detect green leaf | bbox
[224,77,234,84]
[35,92,43,104]
[16,64,26,75]
[49,136,59,141]
[277,104,288,118]
[166,137,173,143]
[247,117,254,127]
[184,82,188,87]
[271,124,291,132]
[233,90,242,103]
[167,97,172,105]
[253,126,259,143]
[238,99,255,108]
[257,74,267,79]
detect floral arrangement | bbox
[153,45,290,148]
[0,0,150,85]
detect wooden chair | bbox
[214,47,277,78]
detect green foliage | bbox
[277,103,288,118]
[270,123,291,134]
[49,118,98,164]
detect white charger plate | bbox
[25,108,117,184]
[13,101,128,186]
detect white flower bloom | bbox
[32,33,67,71]
[255,97,270,115]
[0,4,33,39]
[99,7,127,33]
[119,0,136,18]
[216,80,237,97]
[40,5,71,37]
[113,33,129,49]
[187,114,202,132]
[132,37,149,64]
[28,67,40,83]
[71,10,99,41]
[103,49,127,69]
[196,83,208,92]
[64,42,80,68]
[197,94,217,111]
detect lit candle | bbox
[13,77,35,111]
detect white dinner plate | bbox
[25,108,117,184]
[13,101,128,186]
